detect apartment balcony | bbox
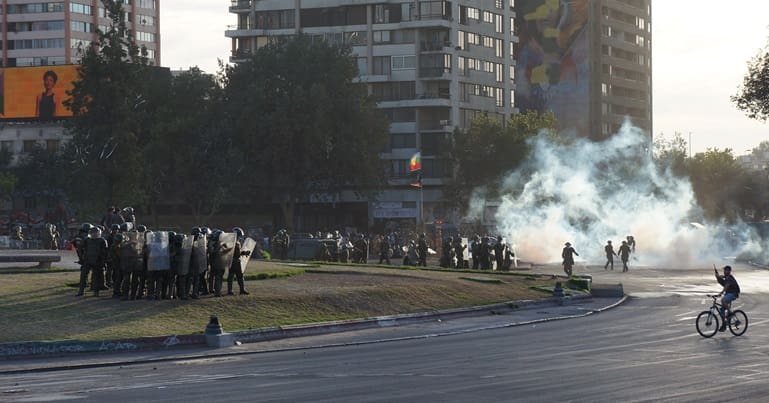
[419,40,453,53]
[380,99,451,109]
[419,120,452,132]
[230,49,252,63]
[419,67,452,80]
[229,0,252,13]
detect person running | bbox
[561,242,578,275]
[604,240,617,271]
[618,240,632,272]
[715,265,740,331]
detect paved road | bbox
[2,263,768,402]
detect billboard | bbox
[0,65,79,120]
[515,0,590,136]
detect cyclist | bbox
[715,265,740,331]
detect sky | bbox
[160,0,769,156]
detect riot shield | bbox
[177,235,194,276]
[239,237,257,275]
[146,231,170,271]
[191,235,208,274]
[215,232,237,276]
[120,231,144,262]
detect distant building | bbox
[0,0,161,67]
[226,0,518,230]
[515,0,652,140]
[738,151,769,172]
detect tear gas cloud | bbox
[485,121,767,268]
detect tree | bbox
[687,148,746,221]
[733,40,769,121]
[146,67,237,224]
[449,110,557,209]
[224,36,389,231]
[0,171,17,203]
[63,0,160,214]
[653,131,689,176]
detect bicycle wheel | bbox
[728,310,749,336]
[696,311,719,338]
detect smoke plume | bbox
[491,121,765,268]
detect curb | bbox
[0,293,599,363]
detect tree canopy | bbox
[449,110,557,209]
[223,35,389,230]
[733,40,769,121]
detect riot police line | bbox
[72,222,256,300]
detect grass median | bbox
[0,260,562,343]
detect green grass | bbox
[0,260,561,343]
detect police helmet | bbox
[136,225,147,233]
[120,222,132,232]
[201,227,212,236]
[168,231,177,239]
[88,226,102,238]
[114,233,125,243]
[110,224,120,231]
[232,227,245,238]
[80,223,94,232]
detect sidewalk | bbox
[0,294,626,374]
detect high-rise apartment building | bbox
[515,0,652,139]
[226,0,518,229]
[0,0,161,67]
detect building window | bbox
[70,2,92,15]
[391,133,416,149]
[70,20,94,33]
[136,0,155,9]
[391,55,416,70]
[23,140,38,153]
[46,140,60,153]
[372,56,391,75]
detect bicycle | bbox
[695,294,748,338]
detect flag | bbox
[410,173,422,188]
[409,152,421,172]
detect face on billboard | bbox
[0,65,78,120]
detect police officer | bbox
[120,226,145,300]
[618,240,632,272]
[604,240,617,271]
[227,227,250,295]
[417,233,429,267]
[77,226,108,297]
[209,230,233,297]
[470,235,481,270]
[377,234,391,265]
[494,236,506,271]
[188,227,207,299]
[104,224,120,288]
[135,225,149,299]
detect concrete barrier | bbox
[591,283,624,298]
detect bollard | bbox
[553,282,565,298]
[205,314,234,348]
[205,315,223,335]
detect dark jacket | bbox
[717,274,740,296]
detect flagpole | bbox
[410,151,423,234]
[419,177,424,234]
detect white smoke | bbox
[492,121,765,268]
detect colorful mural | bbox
[516,0,590,136]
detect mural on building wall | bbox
[0,65,78,120]
[515,0,590,136]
